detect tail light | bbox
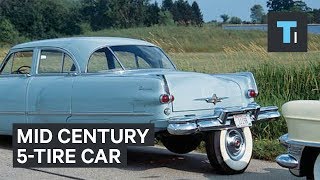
[247,89,258,98]
[160,94,174,104]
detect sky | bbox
[154,0,320,22]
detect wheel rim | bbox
[225,129,246,161]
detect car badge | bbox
[194,94,228,105]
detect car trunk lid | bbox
[164,71,245,112]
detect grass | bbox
[1,25,320,161]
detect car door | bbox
[27,48,78,123]
[70,47,135,123]
[0,49,34,134]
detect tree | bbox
[161,0,173,11]
[108,0,149,28]
[250,4,265,23]
[290,1,312,12]
[220,14,229,23]
[267,0,295,12]
[311,9,320,24]
[0,0,82,39]
[80,0,114,31]
[159,10,175,25]
[261,14,268,24]
[145,2,160,26]
[267,0,314,23]
[0,18,20,44]
[191,1,203,26]
[290,1,313,24]
[171,0,193,26]
[229,16,242,24]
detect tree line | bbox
[0,0,203,43]
[220,0,320,24]
[267,0,320,24]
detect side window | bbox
[0,51,33,75]
[62,54,76,72]
[136,56,151,69]
[87,47,122,73]
[1,54,13,74]
[113,51,151,69]
[88,51,106,73]
[38,50,76,74]
[113,51,136,69]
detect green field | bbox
[1,25,320,160]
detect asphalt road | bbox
[0,135,302,180]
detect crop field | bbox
[1,25,319,160]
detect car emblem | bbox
[194,94,228,105]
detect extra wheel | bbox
[161,135,201,154]
[205,127,253,175]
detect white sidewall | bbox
[315,154,320,180]
[219,127,253,171]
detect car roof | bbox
[12,37,155,49]
[11,37,157,72]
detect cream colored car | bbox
[276,100,320,179]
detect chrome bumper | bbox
[276,134,304,177]
[167,102,280,135]
[276,154,298,169]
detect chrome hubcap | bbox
[225,129,246,161]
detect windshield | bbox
[110,45,175,70]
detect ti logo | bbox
[268,12,307,52]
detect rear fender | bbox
[211,72,258,99]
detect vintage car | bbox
[0,37,280,174]
[276,100,320,179]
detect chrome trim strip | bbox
[72,112,154,116]
[0,111,153,117]
[0,111,25,115]
[27,112,70,116]
[279,133,320,148]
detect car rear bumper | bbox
[167,102,280,135]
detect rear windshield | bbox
[87,45,175,73]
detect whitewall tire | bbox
[205,127,253,174]
[314,154,320,180]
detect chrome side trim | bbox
[280,133,320,148]
[167,102,280,135]
[27,112,70,116]
[72,112,154,116]
[0,111,26,115]
[0,111,153,117]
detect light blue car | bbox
[0,37,280,174]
